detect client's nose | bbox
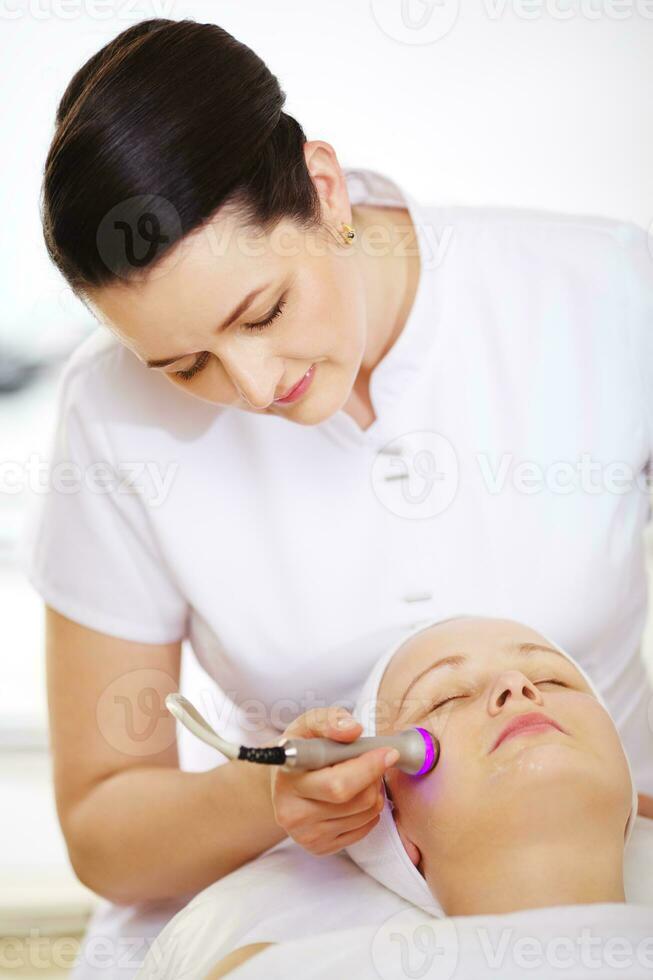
[489,669,542,711]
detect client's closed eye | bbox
[429,692,468,712]
[428,678,568,713]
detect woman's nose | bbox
[489,670,543,711]
[219,347,283,410]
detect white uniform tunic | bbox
[20,167,653,977]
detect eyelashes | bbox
[242,298,286,333]
[428,694,463,712]
[173,297,288,382]
[428,678,568,713]
[174,350,211,381]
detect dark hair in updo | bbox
[40,18,322,294]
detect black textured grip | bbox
[238,745,287,765]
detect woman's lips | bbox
[490,711,566,753]
[273,364,316,404]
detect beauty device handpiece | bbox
[165,693,440,776]
[275,725,439,775]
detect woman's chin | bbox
[270,401,333,426]
[270,386,345,426]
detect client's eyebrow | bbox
[399,642,568,711]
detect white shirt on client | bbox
[19,167,653,978]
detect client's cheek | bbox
[390,749,454,833]
[389,760,456,877]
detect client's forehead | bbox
[383,616,539,686]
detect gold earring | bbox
[340,222,356,246]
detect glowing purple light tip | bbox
[414,726,438,776]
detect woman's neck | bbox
[341,204,420,432]
[430,832,626,917]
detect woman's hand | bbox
[270,707,398,856]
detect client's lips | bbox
[490,711,566,753]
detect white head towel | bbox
[345,613,640,917]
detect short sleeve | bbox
[18,357,189,644]
[620,221,653,462]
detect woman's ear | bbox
[395,818,422,869]
[385,781,422,868]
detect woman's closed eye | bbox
[242,297,286,333]
[173,297,288,382]
[428,678,569,713]
[174,349,211,381]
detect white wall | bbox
[1,0,652,354]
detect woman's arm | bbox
[203,943,276,979]
[47,606,286,906]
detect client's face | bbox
[377,617,633,911]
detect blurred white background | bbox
[1,1,652,975]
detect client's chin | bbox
[485,738,630,840]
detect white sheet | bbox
[227,903,653,979]
[136,816,653,979]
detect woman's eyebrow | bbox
[398,642,567,711]
[145,282,273,368]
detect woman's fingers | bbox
[290,746,395,805]
[299,769,386,818]
[304,802,386,856]
[281,706,363,742]
[279,705,395,804]
[270,706,396,856]
[286,789,386,855]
